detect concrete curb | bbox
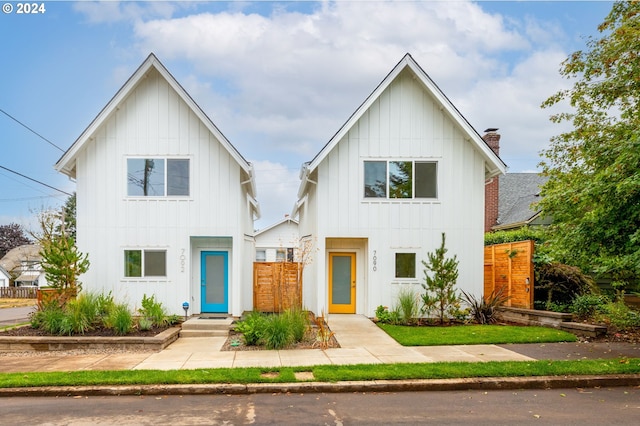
[2,374,639,397]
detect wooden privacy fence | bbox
[253,262,302,313]
[484,240,534,309]
[0,287,37,299]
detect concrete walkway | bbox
[2,315,639,374]
[0,315,534,373]
[134,315,534,370]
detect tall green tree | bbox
[540,1,640,293]
[421,233,460,324]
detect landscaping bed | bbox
[0,325,180,352]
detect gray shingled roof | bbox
[497,173,549,227]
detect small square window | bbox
[256,250,266,262]
[395,253,416,278]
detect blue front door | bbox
[201,251,228,313]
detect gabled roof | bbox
[0,265,10,280]
[55,53,258,200]
[296,53,507,199]
[255,217,298,237]
[494,173,549,230]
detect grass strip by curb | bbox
[377,324,578,346]
[1,358,639,388]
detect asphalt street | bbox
[1,387,639,425]
[0,305,36,327]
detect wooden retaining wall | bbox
[253,262,302,313]
[484,240,534,309]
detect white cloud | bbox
[73,1,182,24]
[87,0,578,223]
[250,160,300,229]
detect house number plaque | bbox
[180,249,186,273]
[372,250,377,272]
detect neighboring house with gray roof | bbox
[0,244,47,287]
[492,173,550,231]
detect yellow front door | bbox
[329,252,356,314]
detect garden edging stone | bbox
[0,327,180,352]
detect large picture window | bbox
[364,160,437,199]
[127,158,189,196]
[124,250,167,277]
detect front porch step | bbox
[180,317,235,338]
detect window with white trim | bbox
[127,158,189,196]
[124,250,167,277]
[364,160,437,199]
[395,253,416,278]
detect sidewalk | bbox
[1,314,638,374]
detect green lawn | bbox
[1,358,638,388]
[377,324,578,346]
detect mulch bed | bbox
[221,328,340,351]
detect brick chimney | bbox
[483,128,500,232]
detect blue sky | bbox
[0,1,614,231]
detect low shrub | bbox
[139,294,168,327]
[535,262,596,306]
[599,301,640,331]
[234,311,267,346]
[138,317,153,331]
[570,293,609,320]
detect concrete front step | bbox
[179,317,234,338]
[179,329,230,338]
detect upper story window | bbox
[364,160,437,199]
[127,158,189,197]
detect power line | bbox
[0,164,72,196]
[0,108,65,152]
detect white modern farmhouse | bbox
[293,53,506,317]
[55,54,259,316]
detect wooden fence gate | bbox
[484,240,534,309]
[253,262,302,313]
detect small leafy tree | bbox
[421,233,460,324]
[37,210,89,294]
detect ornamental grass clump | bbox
[262,313,293,350]
[461,287,511,325]
[105,303,134,335]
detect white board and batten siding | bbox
[254,218,299,262]
[296,56,504,317]
[59,58,257,316]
